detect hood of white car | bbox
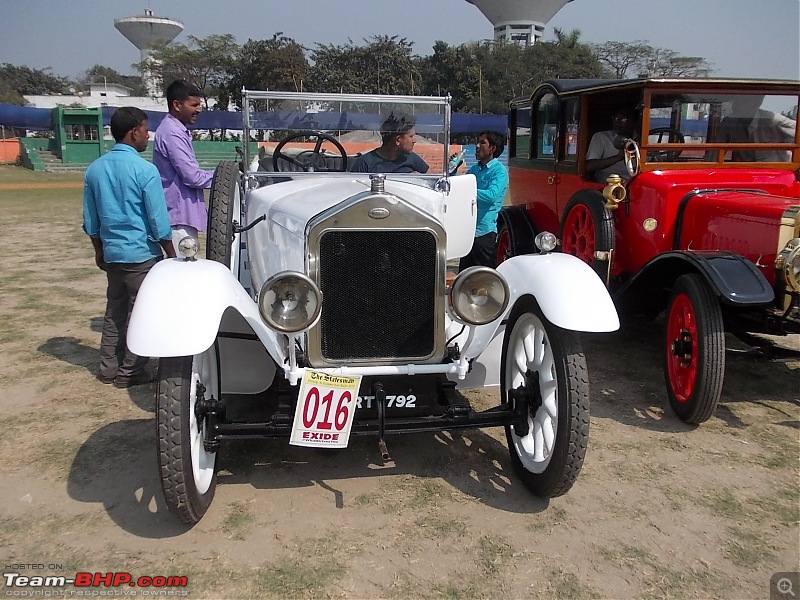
[246,175,445,237]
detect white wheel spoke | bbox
[519,421,536,453]
[533,326,546,366]
[513,344,528,376]
[541,416,555,453]
[542,382,558,418]
[522,330,537,368]
[542,351,555,375]
[532,422,545,462]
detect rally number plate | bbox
[289,370,362,449]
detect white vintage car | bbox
[127,90,620,523]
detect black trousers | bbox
[99,258,157,380]
[459,232,498,271]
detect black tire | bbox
[157,352,219,524]
[662,274,725,424]
[559,194,615,281]
[501,296,590,498]
[207,160,241,269]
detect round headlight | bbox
[776,238,800,293]
[177,236,198,260]
[535,231,558,253]
[258,272,322,333]
[450,267,509,325]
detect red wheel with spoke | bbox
[560,195,614,280]
[496,222,512,266]
[663,274,725,424]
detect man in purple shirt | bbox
[153,80,214,248]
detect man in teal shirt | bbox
[459,130,509,270]
[83,106,175,388]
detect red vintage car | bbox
[499,78,800,424]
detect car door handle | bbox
[548,175,558,185]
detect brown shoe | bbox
[114,368,157,389]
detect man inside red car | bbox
[586,108,638,182]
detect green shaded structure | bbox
[16,106,256,171]
[54,106,105,165]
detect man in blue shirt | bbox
[83,107,176,388]
[459,130,508,270]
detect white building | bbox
[24,82,167,112]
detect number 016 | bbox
[302,387,352,431]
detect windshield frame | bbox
[638,82,800,170]
[241,89,453,181]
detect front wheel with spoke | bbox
[496,220,513,266]
[157,349,219,524]
[501,297,589,498]
[663,274,724,424]
[560,195,615,280]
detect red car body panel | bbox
[508,165,560,233]
[620,170,798,280]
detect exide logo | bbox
[302,432,340,441]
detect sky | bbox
[1,0,798,81]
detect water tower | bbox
[114,9,184,96]
[466,0,572,46]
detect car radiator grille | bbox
[318,230,437,361]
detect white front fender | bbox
[127,258,283,360]
[458,253,619,361]
[498,253,620,332]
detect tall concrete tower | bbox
[466,0,572,46]
[114,9,184,96]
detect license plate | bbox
[289,370,362,449]
[355,393,417,409]
[353,374,442,416]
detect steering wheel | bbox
[273,131,348,172]
[648,127,685,162]
[624,139,641,178]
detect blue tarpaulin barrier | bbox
[1,103,508,135]
[0,104,53,130]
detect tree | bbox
[137,34,238,107]
[419,40,517,113]
[591,40,654,78]
[227,33,309,107]
[644,49,713,77]
[417,41,462,99]
[0,80,27,105]
[307,35,419,95]
[528,32,605,84]
[467,40,531,113]
[591,40,713,78]
[551,27,582,49]
[0,63,69,98]
[78,64,147,96]
[419,33,604,114]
